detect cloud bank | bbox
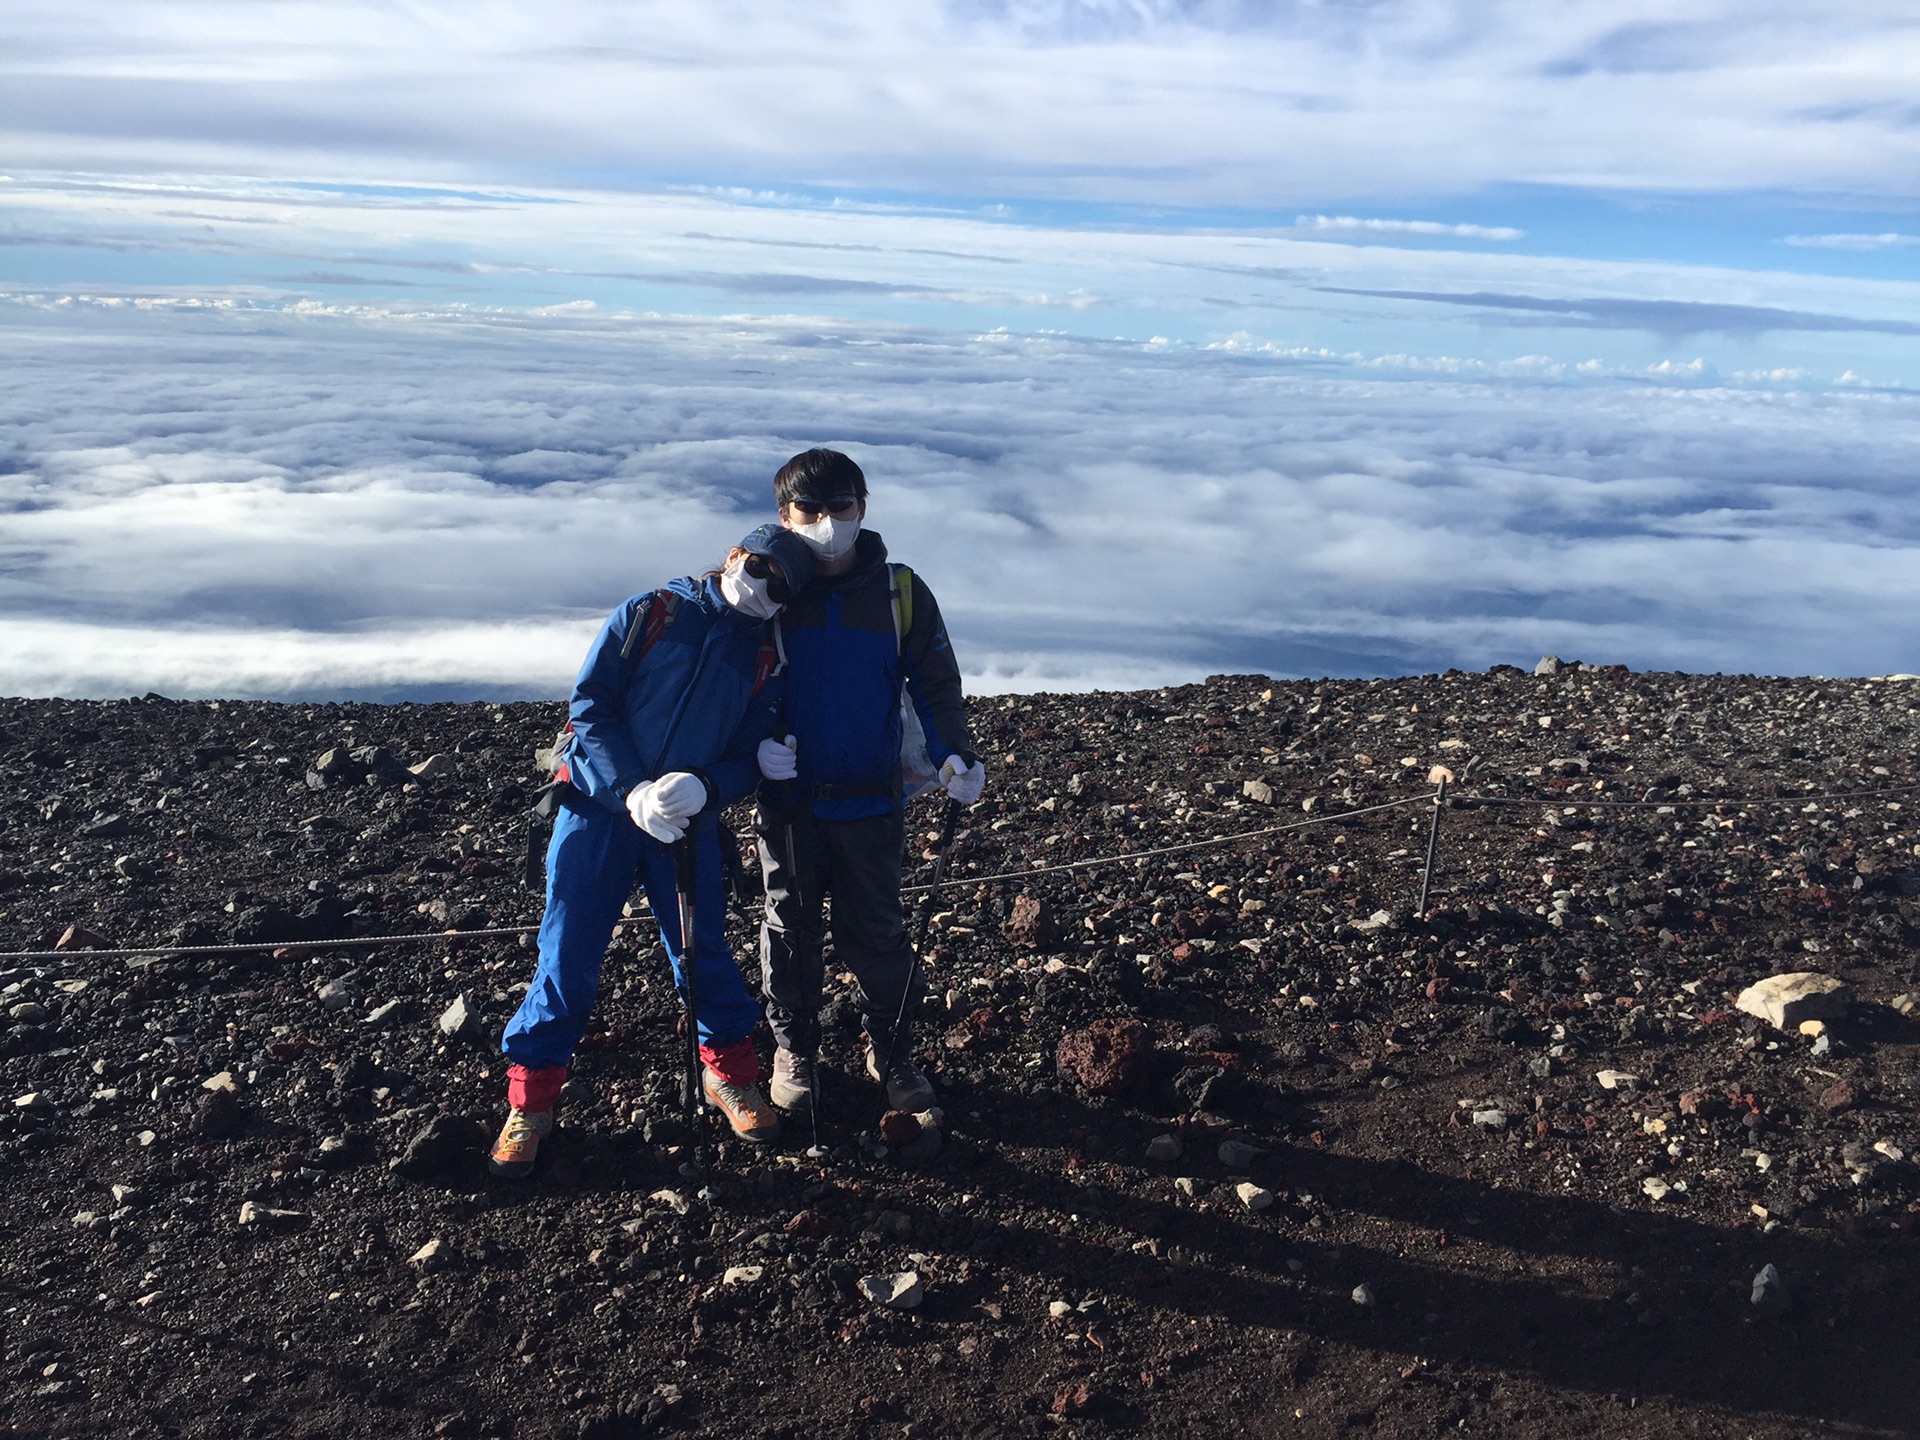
[4,295,1920,699]
[3,1,1918,207]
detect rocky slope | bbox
[0,664,1918,1439]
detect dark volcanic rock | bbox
[190,1087,243,1139]
[394,1114,487,1181]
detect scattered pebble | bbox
[856,1271,923,1310]
[1750,1263,1792,1316]
[1144,1132,1185,1163]
[1235,1181,1274,1211]
[1217,1138,1265,1170]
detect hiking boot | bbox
[488,1105,554,1179]
[703,1070,781,1143]
[769,1047,817,1114]
[865,1041,936,1113]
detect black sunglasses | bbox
[787,494,860,518]
[742,553,792,604]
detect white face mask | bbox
[719,558,782,619]
[792,510,859,561]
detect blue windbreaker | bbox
[778,530,973,821]
[562,574,784,816]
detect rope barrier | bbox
[1461,781,1920,811]
[1,771,1913,965]
[899,793,1429,894]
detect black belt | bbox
[801,768,903,804]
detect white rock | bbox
[857,1270,923,1310]
[1174,1177,1200,1198]
[649,1188,690,1215]
[1735,973,1852,1031]
[1887,992,1919,1018]
[1235,1182,1274,1211]
[1351,1283,1376,1308]
[1048,1300,1073,1319]
[201,1071,238,1093]
[408,1237,445,1270]
[1641,1176,1672,1201]
[1595,1070,1640,1091]
[1471,1108,1508,1129]
[409,753,458,780]
[237,1201,306,1230]
[437,995,470,1037]
[364,1000,405,1028]
[723,1265,764,1286]
[1241,780,1274,805]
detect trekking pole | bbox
[1415,769,1450,921]
[782,779,826,1158]
[875,796,964,1125]
[671,835,705,1179]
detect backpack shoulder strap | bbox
[618,587,680,665]
[751,618,785,695]
[888,564,914,657]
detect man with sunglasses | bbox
[754,448,986,1119]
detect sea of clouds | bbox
[5,1,1920,698]
[5,289,1919,699]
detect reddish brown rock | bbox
[1678,1090,1728,1119]
[55,924,111,951]
[1003,893,1063,951]
[783,1209,835,1239]
[1056,1018,1151,1096]
[1818,1080,1863,1114]
[877,1109,921,1147]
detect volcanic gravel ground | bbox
[2,667,1920,1439]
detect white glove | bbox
[625,771,707,842]
[939,754,986,805]
[757,734,798,782]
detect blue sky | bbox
[3,1,1920,696]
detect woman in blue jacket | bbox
[490,523,813,1178]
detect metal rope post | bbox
[1416,769,1450,920]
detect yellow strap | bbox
[889,564,914,652]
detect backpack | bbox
[888,564,941,803]
[522,588,784,891]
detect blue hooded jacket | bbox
[778,530,974,821]
[562,574,784,816]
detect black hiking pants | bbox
[754,790,923,1060]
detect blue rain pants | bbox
[501,798,759,1070]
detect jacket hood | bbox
[673,572,761,629]
[819,528,890,590]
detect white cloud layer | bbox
[1297,216,1525,241]
[2,1,1917,205]
[4,295,1920,699]
[1784,233,1920,251]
